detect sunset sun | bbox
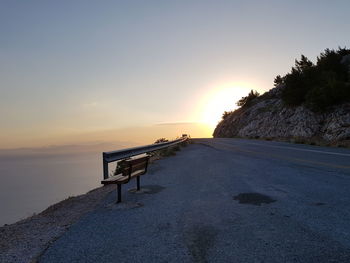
[199,84,255,127]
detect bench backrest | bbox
[122,155,149,176]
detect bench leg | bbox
[117,184,122,203]
[136,176,140,191]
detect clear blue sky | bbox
[1,0,349,148]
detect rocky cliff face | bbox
[213,86,350,144]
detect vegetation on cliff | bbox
[278,47,350,111]
[232,47,350,115]
[236,90,260,108]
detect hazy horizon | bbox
[1,0,350,149]
[0,122,212,150]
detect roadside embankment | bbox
[0,184,115,263]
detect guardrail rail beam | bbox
[102,136,188,180]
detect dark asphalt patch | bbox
[233,193,276,206]
[128,185,165,194]
[312,202,326,206]
[184,225,218,263]
[157,222,172,231]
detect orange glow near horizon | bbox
[198,83,258,128]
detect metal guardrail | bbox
[102,136,188,179]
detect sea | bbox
[0,151,116,226]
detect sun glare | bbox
[199,83,255,128]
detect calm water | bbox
[0,152,110,226]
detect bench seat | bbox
[101,169,146,185]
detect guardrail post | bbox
[103,153,109,180]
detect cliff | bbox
[213,86,350,146]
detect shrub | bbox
[236,90,260,108]
[154,138,168,144]
[114,159,129,175]
[222,111,232,120]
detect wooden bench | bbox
[101,155,150,203]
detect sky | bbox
[1,0,350,149]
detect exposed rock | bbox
[213,87,350,144]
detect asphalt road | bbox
[40,138,350,263]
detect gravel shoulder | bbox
[0,184,115,263]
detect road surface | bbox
[40,138,350,262]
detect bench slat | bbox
[123,161,148,174]
[127,156,149,166]
[101,173,124,184]
[101,169,146,185]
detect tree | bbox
[317,47,350,81]
[236,90,260,108]
[294,55,313,73]
[281,70,309,106]
[222,111,231,120]
[306,72,350,111]
[278,47,350,110]
[274,75,284,87]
